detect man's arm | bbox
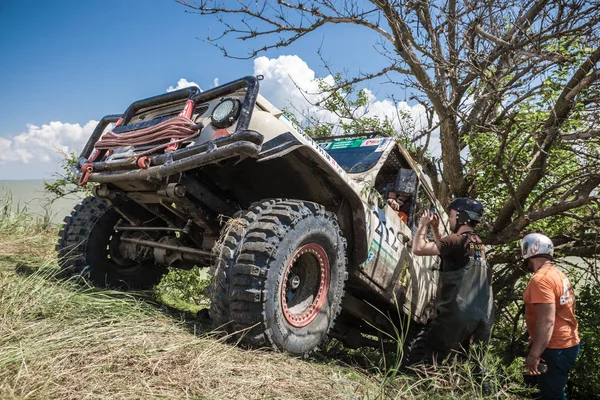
[412,210,440,256]
[526,302,555,375]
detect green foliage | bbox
[154,267,210,314]
[43,152,92,201]
[464,37,599,235]
[569,279,600,397]
[284,74,413,143]
[489,274,529,361]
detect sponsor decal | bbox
[361,138,383,147]
[531,238,540,255]
[366,239,399,272]
[375,142,388,152]
[560,278,574,305]
[366,208,403,271]
[329,139,363,149]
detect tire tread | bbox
[207,198,347,355]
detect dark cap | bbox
[448,197,484,222]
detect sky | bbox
[0,0,433,180]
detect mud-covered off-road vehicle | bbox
[57,76,450,355]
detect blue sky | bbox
[0,0,424,179]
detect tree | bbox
[177,0,600,254]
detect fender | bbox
[290,145,369,265]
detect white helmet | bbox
[521,233,554,260]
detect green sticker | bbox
[368,239,400,271]
[329,139,363,149]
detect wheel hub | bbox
[281,243,330,328]
[288,275,301,289]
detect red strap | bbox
[137,156,150,169]
[78,164,93,186]
[166,100,194,152]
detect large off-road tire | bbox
[56,196,166,290]
[208,199,347,356]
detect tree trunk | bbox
[439,114,466,199]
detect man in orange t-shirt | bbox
[521,233,580,400]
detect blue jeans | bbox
[534,343,581,399]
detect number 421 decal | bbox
[372,209,405,252]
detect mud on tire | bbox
[56,196,166,290]
[207,199,347,356]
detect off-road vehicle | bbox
[57,76,449,356]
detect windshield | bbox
[320,138,391,173]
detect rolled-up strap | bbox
[94,116,199,150]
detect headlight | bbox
[211,98,241,128]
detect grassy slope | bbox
[0,204,526,400]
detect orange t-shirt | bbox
[523,264,580,349]
[397,211,408,224]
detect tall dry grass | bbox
[0,192,55,259]
[0,194,527,399]
[0,266,375,399]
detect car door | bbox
[389,184,446,323]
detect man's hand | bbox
[431,212,440,229]
[430,213,442,241]
[525,354,542,375]
[419,209,435,227]
[387,198,400,212]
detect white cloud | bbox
[0,120,98,179]
[253,55,441,157]
[213,78,219,88]
[166,78,201,92]
[0,77,202,179]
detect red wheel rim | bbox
[281,243,330,328]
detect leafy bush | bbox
[154,267,210,314]
[568,281,600,398]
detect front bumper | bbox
[75,76,263,183]
[76,129,263,183]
